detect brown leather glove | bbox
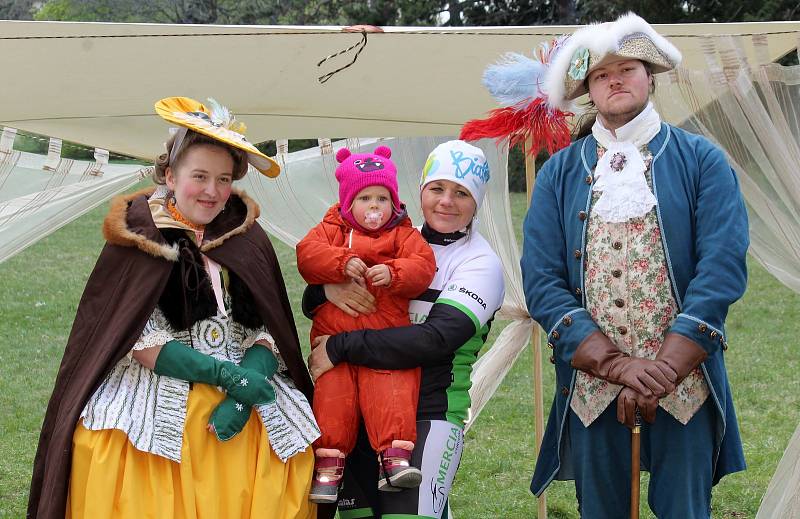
[616,387,658,428]
[571,331,677,398]
[655,332,708,385]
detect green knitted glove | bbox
[153,340,275,407]
[208,344,279,441]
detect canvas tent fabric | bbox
[1,18,800,517]
[0,129,149,263]
[0,20,799,160]
[756,422,800,519]
[657,57,800,294]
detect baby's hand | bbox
[366,264,392,287]
[345,257,368,280]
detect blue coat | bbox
[522,123,749,496]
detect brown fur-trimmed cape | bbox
[27,187,313,518]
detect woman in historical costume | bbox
[28,96,320,519]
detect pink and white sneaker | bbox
[377,447,422,492]
[309,456,345,504]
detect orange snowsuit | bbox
[296,204,436,454]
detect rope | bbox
[3,28,797,41]
[317,31,368,84]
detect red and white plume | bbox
[460,38,573,157]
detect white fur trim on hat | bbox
[544,12,682,111]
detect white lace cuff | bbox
[132,330,174,351]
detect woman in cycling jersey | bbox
[306,139,505,519]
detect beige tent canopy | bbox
[2,18,800,519]
[1,20,798,158]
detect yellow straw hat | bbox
[155,96,280,178]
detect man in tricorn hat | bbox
[521,13,748,518]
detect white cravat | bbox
[590,103,662,223]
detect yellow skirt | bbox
[67,383,317,519]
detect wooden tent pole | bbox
[524,137,547,519]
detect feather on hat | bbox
[459,38,573,157]
[155,96,280,177]
[460,13,680,157]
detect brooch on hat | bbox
[568,48,590,81]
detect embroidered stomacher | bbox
[82,305,319,463]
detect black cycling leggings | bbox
[336,419,464,518]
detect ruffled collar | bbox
[149,185,199,234]
[589,103,662,223]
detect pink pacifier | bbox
[364,211,384,228]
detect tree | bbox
[461,0,576,26]
[34,0,116,21]
[458,0,798,26]
[31,0,450,25]
[34,0,232,23]
[576,0,799,22]
[1,0,37,19]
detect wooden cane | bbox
[630,408,642,519]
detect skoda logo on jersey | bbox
[458,287,487,309]
[447,283,458,292]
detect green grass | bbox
[1,187,798,518]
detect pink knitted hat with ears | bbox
[335,145,402,230]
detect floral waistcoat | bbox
[569,145,710,427]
